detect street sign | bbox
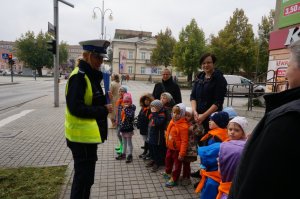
[48,22,55,36]
[2,53,9,60]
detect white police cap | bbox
[79,39,110,58]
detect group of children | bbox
[111,85,249,198]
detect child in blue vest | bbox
[195,111,229,199]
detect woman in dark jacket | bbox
[190,53,227,135]
[190,53,227,183]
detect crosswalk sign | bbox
[2,53,9,60]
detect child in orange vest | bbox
[200,111,230,145]
[195,111,229,199]
[163,103,189,188]
[216,116,248,199]
[114,86,128,154]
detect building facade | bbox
[267,0,300,92]
[0,41,22,73]
[111,29,184,81]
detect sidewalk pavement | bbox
[0,79,263,199]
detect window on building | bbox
[141,52,146,60]
[128,51,133,59]
[157,68,162,75]
[128,66,133,74]
[141,67,145,74]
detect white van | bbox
[224,75,265,96]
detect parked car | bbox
[224,75,265,97]
[2,70,11,76]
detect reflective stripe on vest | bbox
[65,67,102,143]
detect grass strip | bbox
[0,165,67,199]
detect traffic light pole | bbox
[10,61,13,83]
[54,0,59,107]
[53,0,74,107]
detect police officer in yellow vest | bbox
[65,39,113,199]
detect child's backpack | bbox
[183,123,204,162]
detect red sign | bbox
[277,69,287,77]
[284,3,300,16]
[269,25,300,50]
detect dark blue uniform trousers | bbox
[67,140,98,199]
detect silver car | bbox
[224,75,265,97]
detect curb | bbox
[58,162,73,199]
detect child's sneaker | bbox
[165,178,178,188]
[151,164,160,172]
[115,154,126,160]
[115,143,121,150]
[160,172,171,180]
[145,160,155,168]
[181,178,192,186]
[126,154,133,163]
[143,153,151,160]
[138,152,147,158]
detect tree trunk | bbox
[188,73,193,86]
[37,67,42,76]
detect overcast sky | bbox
[1,0,276,45]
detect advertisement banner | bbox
[278,0,300,28]
[266,59,288,92]
[119,50,127,74]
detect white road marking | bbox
[0,110,34,128]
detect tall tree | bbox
[257,9,274,78]
[151,28,176,68]
[15,31,68,76]
[210,9,256,77]
[173,18,206,82]
[59,41,68,65]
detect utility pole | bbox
[52,0,74,107]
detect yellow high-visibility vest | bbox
[65,67,102,143]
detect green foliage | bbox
[257,10,274,78]
[59,41,68,65]
[209,9,256,76]
[151,28,176,68]
[14,31,69,76]
[173,18,206,82]
[0,165,67,199]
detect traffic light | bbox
[8,59,15,65]
[47,39,56,55]
[8,53,14,65]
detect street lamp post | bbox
[93,0,113,39]
[255,29,264,82]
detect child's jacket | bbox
[120,104,136,132]
[147,109,166,145]
[216,140,246,199]
[165,117,189,157]
[200,127,228,146]
[115,97,124,125]
[137,107,151,135]
[195,142,221,199]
